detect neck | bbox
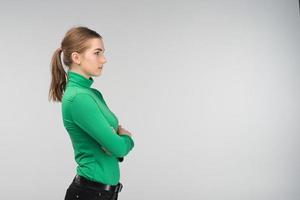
[69,68,90,79]
[67,70,94,88]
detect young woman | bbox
[48,26,135,200]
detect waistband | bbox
[72,174,123,193]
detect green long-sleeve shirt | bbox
[61,70,134,185]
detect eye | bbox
[95,52,100,55]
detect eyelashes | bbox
[95,51,105,55]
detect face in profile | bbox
[74,38,107,78]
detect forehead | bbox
[87,38,104,50]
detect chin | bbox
[95,72,102,76]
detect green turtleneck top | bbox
[61,70,134,185]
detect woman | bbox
[48,26,135,200]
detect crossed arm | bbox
[71,93,134,158]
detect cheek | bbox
[85,57,98,66]
[92,56,100,63]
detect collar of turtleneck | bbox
[67,70,94,88]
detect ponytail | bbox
[48,26,102,102]
[48,47,67,102]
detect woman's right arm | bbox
[70,93,134,157]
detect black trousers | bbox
[64,177,119,200]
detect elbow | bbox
[111,146,132,157]
[112,137,134,157]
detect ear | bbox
[71,52,81,65]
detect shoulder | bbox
[72,92,97,105]
[68,93,101,114]
[62,87,96,103]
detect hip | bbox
[64,174,122,200]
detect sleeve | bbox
[70,93,134,157]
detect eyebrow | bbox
[94,48,105,51]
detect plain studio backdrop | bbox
[0,0,299,199]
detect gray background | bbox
[0,0,299,199]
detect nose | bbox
[101,56,107,64]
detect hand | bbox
[117,125,133,137]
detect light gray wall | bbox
[0,0,299,199]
